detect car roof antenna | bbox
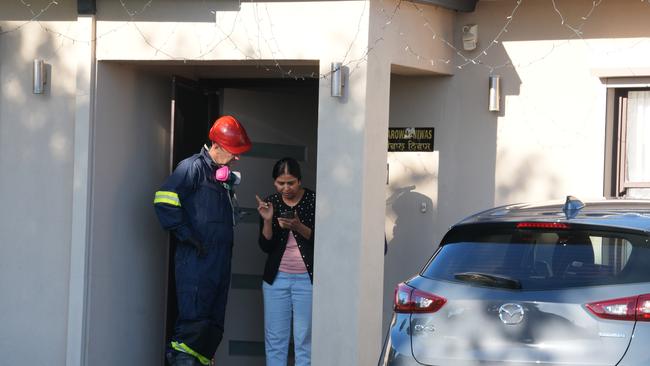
[563,195,585,219]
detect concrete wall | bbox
[385,72,497,237]
[382,71,498,334]
[94,0,372,63]
[310,0,455,363]
[86,62,171,365]
[370,0,459,343]
[0,3,78,365]
[456,0,650,206]
[383,75,442,335]
[370,0,455,75]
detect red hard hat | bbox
[208,115,252,155]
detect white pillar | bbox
[312,52,390,365]
[66,14,96,366]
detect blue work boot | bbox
[165,351,175,366]
[172,352,204,366]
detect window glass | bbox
[423,227,650,290]
[626,91,650,184]
[626,188,650,199]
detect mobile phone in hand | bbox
[278,210,295,219]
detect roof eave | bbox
[411,0,478,12]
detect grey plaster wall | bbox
[0,4,78,365]
[382,74,498,336]
[85,62,170,365]
[389,74,497,229]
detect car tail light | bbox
[586,294,650,321]
[516,222,570,229]
[636,294,650,321]
[394,282,446,314]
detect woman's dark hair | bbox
[272,157,302,180]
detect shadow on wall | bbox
[387,186,435,260]
[86,1,239,22]
[382,185,435,334]
[0,2,76,21]
[0,1,235,22]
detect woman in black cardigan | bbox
[255,157,315,366]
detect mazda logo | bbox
[498,303,525,325]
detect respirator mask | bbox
[215,165,241,189]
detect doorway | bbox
[170,76,320,365]
[87,61,319,366]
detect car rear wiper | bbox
[453,272,522,289]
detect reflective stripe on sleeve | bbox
[154,191,181,207]
[171,341,211,365]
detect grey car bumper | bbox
[379,314,421,366]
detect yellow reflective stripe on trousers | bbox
[154,191,181,207]
[171,341,211,365]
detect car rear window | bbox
[422,225,650,290]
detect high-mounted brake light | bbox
[394,282,446,314]
[585,294,650,322]
[516,222,571,229]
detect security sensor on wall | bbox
[462,24,478,51]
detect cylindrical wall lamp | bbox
[331,62,343,97]
[488,75,500,112]
[33,59,46,94]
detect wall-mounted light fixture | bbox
[488,75,500,112]
[331,62,343,97]
[33,59,47,94]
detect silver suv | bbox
[379,197,650,366]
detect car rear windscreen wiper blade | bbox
[453,272,522,289]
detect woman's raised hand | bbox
[255,195,274,221]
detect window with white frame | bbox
[605,88,650,198]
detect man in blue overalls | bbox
[154,115,252,366]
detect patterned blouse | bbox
[258,188,316,284]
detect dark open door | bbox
[165,76,221,361]
[170,76,221,167]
